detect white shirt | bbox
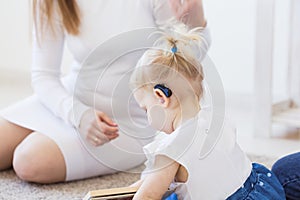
[143,110,252,199]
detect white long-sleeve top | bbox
[31,0,211,128]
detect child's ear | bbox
[153,88,170,107]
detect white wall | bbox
[0,0,291,97]
[204,0,290,97]
[204,0,256,94]
[0,0,72,76]
[0,1,31,73]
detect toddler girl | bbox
[129,28,285,200]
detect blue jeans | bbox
[227,163,286,200]
[272,152,300,200]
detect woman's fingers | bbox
[87,127,106,143]
[91,133,119,147]
[168,0,206,27]
[96,111,118,127]
[79,109,120,146]
[90,120,119,146]
[101,124,119,136]
[94,111,119,135]
[93,127,119,140]
[87,130,110,146]
[168,0,182,19]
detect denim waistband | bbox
[243,164,258,190]
[227,163,285,200]
[226,163,260,200]
[227,164,257,200]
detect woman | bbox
[0,0,208,183]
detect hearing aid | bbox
[154,84,172,98]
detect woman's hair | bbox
[33,0,81,36]
[130,27,206,100]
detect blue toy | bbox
[163,192,178,200]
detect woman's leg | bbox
[13,132,66,183]
[272,152,300,200]
[0,118,32,170]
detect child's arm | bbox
[133,155,180,200]
[129,179,144,188]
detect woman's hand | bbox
[79,109,119,146]
[168,0,206,27]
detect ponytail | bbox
[130,26,207,99]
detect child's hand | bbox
[133,155,180,200]
[79,109,119,146]
[168,0,206,27]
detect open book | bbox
[83,186,178,200]
[83,186,137,200]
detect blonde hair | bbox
[130,27,205,101]
[33,0,81,37]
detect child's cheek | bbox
[147,105,167,131]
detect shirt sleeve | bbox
[31,5,90,128]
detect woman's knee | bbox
[13,143,39,181]
[12,133,66,183]
[0,118,32,170]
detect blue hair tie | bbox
[171,46,177,53]
[154,84,172,97]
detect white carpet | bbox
[0,168,141,200]
[0,155,278,200]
